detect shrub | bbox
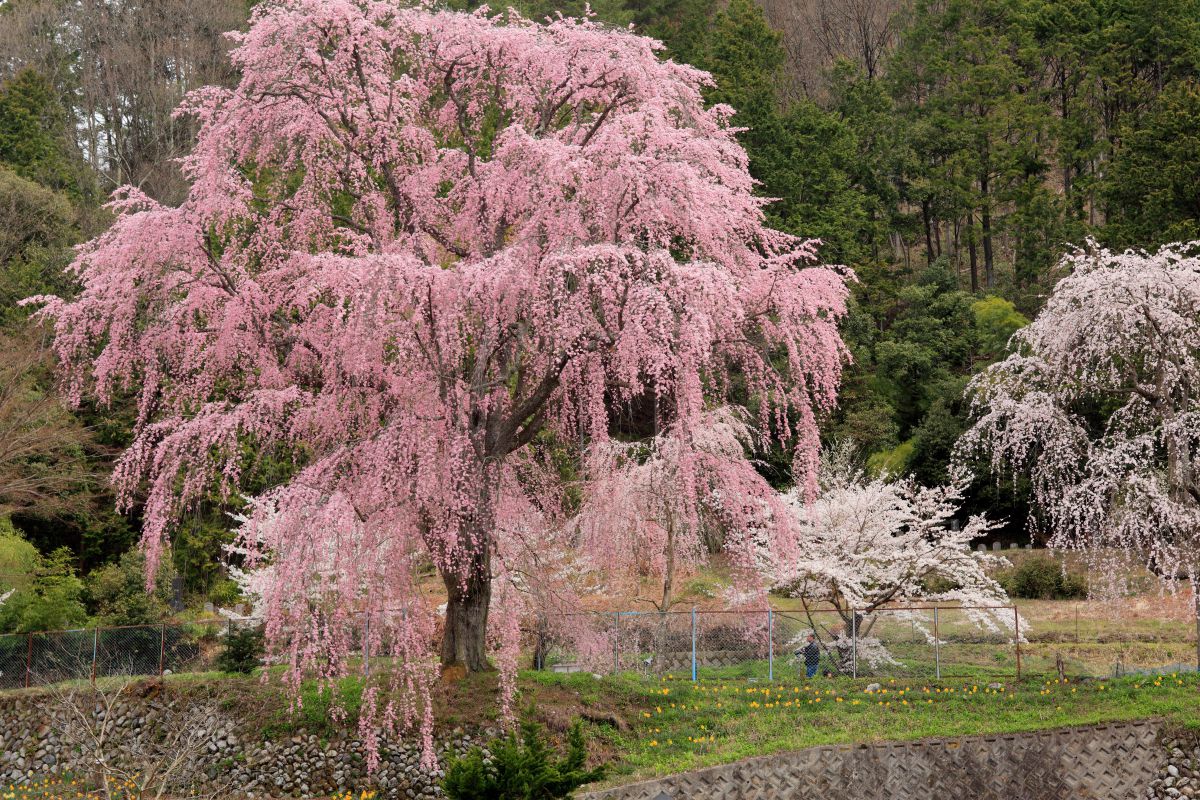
[1000,556,1087,600]
[217,624,264,674]
[208,578,243,608]
[0,522,87,634]
[84,548,173,626]
[442,719,605,800]
[866,438,914,477]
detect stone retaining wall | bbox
[582,720,1167,800]
[0,684,1177,800]
[0,685,483,799]
[1148,730,1200,799]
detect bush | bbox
[442,719,605,800]
[217,624,264,674]
[0,522,87,634]
[1000,556,1087,600]
[84,548,173,626]
[207,578,243,608]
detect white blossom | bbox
[774,448,1021,660]
[958,240,1200,601]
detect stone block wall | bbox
[582,720,1166,800]
[0,687,482,799]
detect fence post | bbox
[1014,606,1021,681]
[851,612,857,679]
[690,607,697,683]
[534,614,544,671]
[363,612,370,677]
[613,612,619,674]
[25,633,31,688]
[767,607,774,683]
[91,628,99,685]
[158,624,166,677]
[933,607,941,681]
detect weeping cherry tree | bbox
[957,241,1200,665]
[775,449,1016,670]
[29,0,849,747]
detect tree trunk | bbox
[967,211,979,293]
[980,174,995,289]
[922,199,934,264]
[440,545,492,673]
[1060,69,1072,198]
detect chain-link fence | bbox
[539,605,1044,683]
[537,604,1198,683]
[2,602,1196,692]
[0,620,233,690]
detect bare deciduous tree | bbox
[0,332,98,518]
[51,677,233,800]
[761,0,910,101]
[0,0,247,204]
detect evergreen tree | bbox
[443,720,605,800]
[1103,79,1200,247]
[0,68,75,194]
[892,0,1050,291]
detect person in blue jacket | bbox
[798,633,821,678]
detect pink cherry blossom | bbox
[30,1,849,763]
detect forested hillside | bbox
[1,0,1198,629]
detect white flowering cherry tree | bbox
[956,241,1200,662]
[776,452,1017,670]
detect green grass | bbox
[259,674,366,740]
[4,645,1197,791]
[521,668,1200,785]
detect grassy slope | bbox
[519,670,1200,785]
[2,667,1197,790]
